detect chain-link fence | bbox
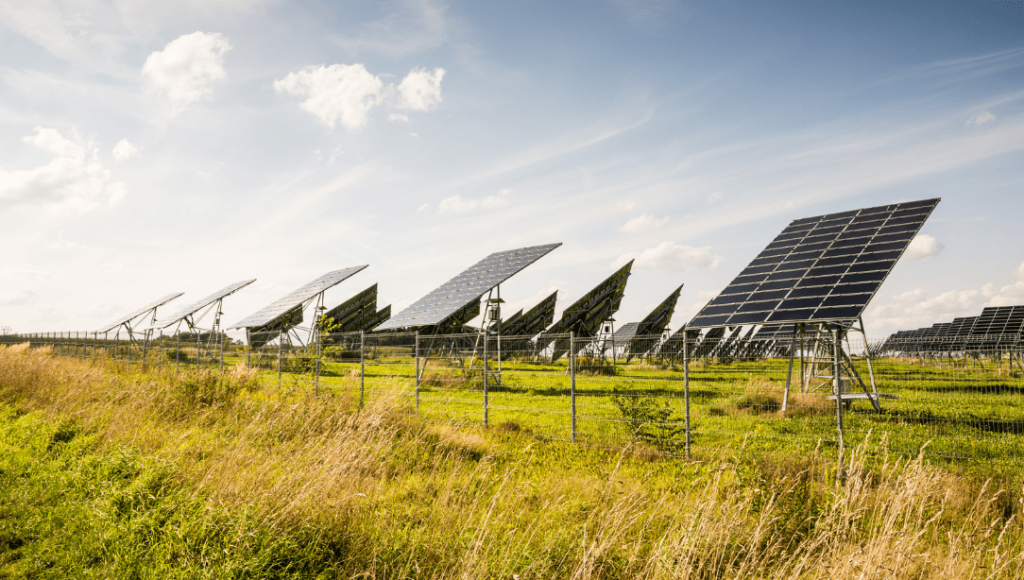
[3,330,1022,465]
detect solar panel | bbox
[150,279,256,330]
[622,285,683,361]
[97,293,184,333]
[229,266,367,330]
[542,260,632,360]
[612,322,640,345]
[376,243,561,331]
[970,305,1024,348]
[320,284,392,333]
[690,198,940,328]
[495,291,557,337]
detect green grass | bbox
[38,340,1024,465]
[4,345,1024,578]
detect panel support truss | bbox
[782,318,894,413]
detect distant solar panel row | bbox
[151,279,256,330]
[229,266,367,330]
[690,198,940,328]
[98,293,184,333]
[377,243,561,331]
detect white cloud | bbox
[707,191,723,203]
[24,128,84,158]
[142,32,232,111]
[0,289,38,306]
[0,127,125,211]
[393,67,445,111]
[619,214,669,233]
[437,189,509,214]
[111,139,138,162]
[276,64,445,131]
[903,234,944,260]
[274,64,383,131]
[613,242,722,272]
[3,268,50,281]
[417,203,430,212]
[971,111,996,125]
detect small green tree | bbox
[611,395,684,451]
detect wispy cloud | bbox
[619,214,669,233]
[331,0,453,58]
[613,242,721,272]
[0,127,125,211]
[437,189,510,214]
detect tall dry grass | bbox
[2,343,1024,578]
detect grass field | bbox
[3,342,1024,578]
[22,333,1024,466]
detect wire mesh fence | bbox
[3,330,1023,465]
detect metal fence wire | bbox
[3,330,1023,465]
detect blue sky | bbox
[1,0,1022,341]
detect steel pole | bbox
[683,327,691,460]
[833,325,845,485]
[359,331,365,408]
[570,332,576,443]
[483,327,489,427]
[415,332,420,414]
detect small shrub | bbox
[611,395,683,451]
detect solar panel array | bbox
[882,305,1024,354]
[543,260,632,361]
[621,285,683,361]
[497,291,558,337]
[97,293,184,333]
[972,306,1024,338]
[150,279,256,330]
[376,243,561,331]
[612,322,640,345]
[321,284,391,333]
[229,266,367,330]
[690,198,940,328]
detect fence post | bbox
[359,331,365,408]
[415,332,420,414]
[315,327,321,397]
[570,332,576,443]
[683,327,691,460]
[833,325,845,485]
[483,327,489,428]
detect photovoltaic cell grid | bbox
[689,198,940,328]
[376,243,561,331]
[612,322,640,344]
[97,293,184,333]
[971,306,1024,338]
[229,266,367,330]
[150,279,256,330]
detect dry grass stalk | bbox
[2,346,1024,579]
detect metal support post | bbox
[175,333,180,374]
[314,326,321,397]
[833,325,845,485]
[483,326,489,427]
[359,331,365,408]
[415,332,420,414]
[782,340,795,413]
[570,332,576,443]
[683,327,691,460]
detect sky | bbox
[1,0,1023,342]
